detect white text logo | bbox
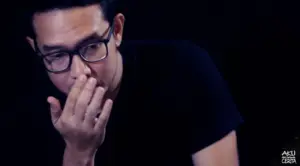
[282,150,297,164]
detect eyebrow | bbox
[41,32,103,52]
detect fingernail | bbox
[89,78,96,84]
[79,75,86,81]
[97,85,104,90]
[108,99,113,104]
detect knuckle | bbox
[78,124,92,134]
[68,95,77,104]
[68,120,80,131]
[98,115,108,123]
[76,100,88,110]
[73,123,81,131]
[60,118,70,127]
[74,80,84,87]
[83,86,94,93]
[82,125,94,133]
[70,86,81,94]
[86,106,100,115]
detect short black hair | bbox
[26,0,122,38]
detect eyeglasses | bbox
[34,25,114,73]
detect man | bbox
[22,0,242,165]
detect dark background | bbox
[3,0,300,166]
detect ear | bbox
[26,36,36,51]
[113,13,125,47]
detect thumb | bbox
[47,96,62,124]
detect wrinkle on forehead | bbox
[33,4,107,47]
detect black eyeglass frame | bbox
[34,24,114,73]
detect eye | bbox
[80,43,104,56]
[86,43,102,52]
[45,52,68,62]
[88,43,101,49]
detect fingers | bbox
[74,78,97,121]
[63,75,87,117]
[94,99,113,130]
[47,96,62,125]
[84,87,106,126]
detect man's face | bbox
[27,4,125,95]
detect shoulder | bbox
[120,39,227,102]
[120,40,211,81]
[122,39,224,88]
[121,40,242,154]
[120,40,207,59]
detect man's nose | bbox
[70,56,91,79]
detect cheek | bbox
[104,50,118,77]
[90,54,116,82]
[48,73,69,94]
[90,62,110,79]
[92,44,118,78]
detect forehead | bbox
[33,4,108,46]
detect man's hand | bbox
[47,75,113,158]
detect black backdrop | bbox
[3,0,300,166]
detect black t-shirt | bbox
[13,40,242,166]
